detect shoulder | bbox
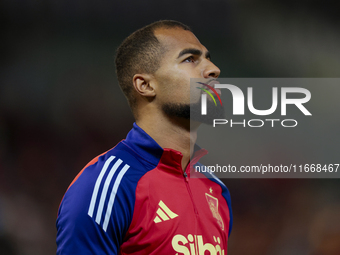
[58,141,153,219]
[56,141,157,253]
[66,142,151,194]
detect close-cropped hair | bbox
[115,20,191,112]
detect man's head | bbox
[115,20,222,123]
[115,20,191,111]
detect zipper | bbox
[183,172,199,216]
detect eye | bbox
[183,56,195,63]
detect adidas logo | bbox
[153,200,178,223]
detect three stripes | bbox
[88,156,130,232]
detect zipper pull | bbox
[183,172,189,182]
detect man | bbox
[56,20,232,254]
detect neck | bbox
[136,113,199,171]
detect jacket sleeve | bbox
[56,154,137,255]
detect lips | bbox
[207,80,221,95]
[196,80,223,106]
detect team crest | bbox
[205,193,224,230]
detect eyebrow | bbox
[177,48,211,60]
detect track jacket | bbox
[56,123,232,254]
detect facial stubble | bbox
[162,98,225,125]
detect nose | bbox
[202,60,220,79]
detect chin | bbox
[162,101,225,126]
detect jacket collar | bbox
[122,122,207,170]
[122,123,164,167]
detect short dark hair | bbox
[115,20,191,111]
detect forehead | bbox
[154,28,208,57]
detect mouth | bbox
[198,80,221,95]
[207,80,221,95]
[196,80,223,106]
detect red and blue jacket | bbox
[56,123,232,254]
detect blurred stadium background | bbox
[1,0,340,254]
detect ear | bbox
[133,74,156,98]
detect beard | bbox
[162,99,225,125]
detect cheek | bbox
[159,77,187,99]
[154,66,195,103]
[190,89,202,104]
